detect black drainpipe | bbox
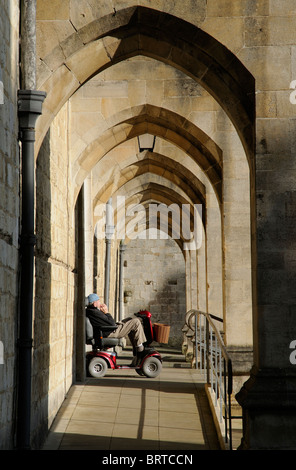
[16,90,46,450]
[16,0,46,450]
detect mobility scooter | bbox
[85,310,162,378]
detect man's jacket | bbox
[86,305,117,337]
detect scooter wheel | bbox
[142,356,162,378]
[88,357,108,378]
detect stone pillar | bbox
[185,251,192,311]
[197,226,207,311]
[83,175,93,296]
[20,0,36,90]
[104,198,115,307]
[118,242,126,321]
[190,251,198,309]
[205,190,223,319]
[236,133,296,449]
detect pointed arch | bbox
[73,105,223,203]
[36,6,255,166]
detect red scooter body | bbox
[86,310,162,378]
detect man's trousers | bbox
[107,316,146,348]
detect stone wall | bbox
[0,0,19,450]
[33,102,77,448]
[123,237,186,348]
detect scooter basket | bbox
[153,323,170,343]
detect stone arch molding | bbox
[90,146,209,252]
[36,6,255,164]
[92,152,206,208]
[105,182,200,253]
[72,104,223,203]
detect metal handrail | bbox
[185,309,233,450]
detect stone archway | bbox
[35,3,256,449]
[36,6,255,353]
[71,105,222,203]
[36,6,254,163]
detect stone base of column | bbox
[227,346,253,396]
[236,366,296,449]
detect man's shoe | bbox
[130,356,139,367]
[130,348,155,366]
[137,347,155,360]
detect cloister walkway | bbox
[42,347,222,451]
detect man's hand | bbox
[99,303,109,314]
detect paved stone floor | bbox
[42,348,223,451]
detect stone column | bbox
[185,250,192,311]
[236,125,296,449]
[118,242,126,321]
[20,0,36,90]
[83,175,93,296]
[190,251,198,309]
[104,198,115,307]
[197,226,207,311]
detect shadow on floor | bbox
[42,347,221,451]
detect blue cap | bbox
[87,293,99,304]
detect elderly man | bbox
[86,293,147,361]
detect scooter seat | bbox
[85,316,119,349]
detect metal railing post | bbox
[195,314,198,369]
[206,318,210,384]
[184,309,233,450]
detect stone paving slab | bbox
[42,349,221,451]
